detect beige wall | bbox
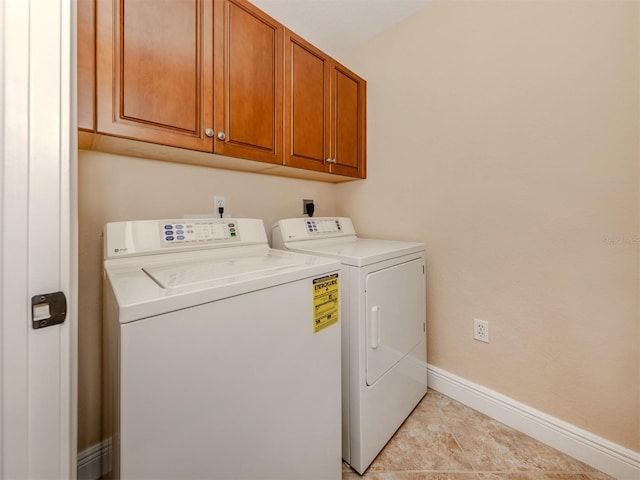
[78,0,639,457]
[338,0,639,451]
[77,150,339,449]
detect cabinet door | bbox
[330,62,367,178]
[96,0,214,151]
[214,0,283,164]
[284,30,331,173]
[78,0,95,131]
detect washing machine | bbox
[272,217,427,474]
[103,218,342,479]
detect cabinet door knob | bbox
[217,131,226,141]
[205,128,214,137]
[326,158,336,164]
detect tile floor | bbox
[342,389,615,480]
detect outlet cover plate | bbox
[474,318,489,343]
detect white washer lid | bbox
[282,237,424,267]
[105,245,340,323]
[143,254,304,288]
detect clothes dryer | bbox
[103,218,342,479]
[272,217,427,474]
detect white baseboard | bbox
[427,364,640,480]
[77,438,111,480]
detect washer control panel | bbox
[305,219,343,235]
[105,218,267,260]
[161,219,239,246]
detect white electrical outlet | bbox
[302,199,314,216]
[214,196,226,217]
[474,318,489,343]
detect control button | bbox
[176,230,184,234]
[175,224,184,229]
[177,235,185,240]
[165,236,175,241]
[164,224,173,230]
[165,230,174,235]
[228,223,235,227]
[230,232,236,236]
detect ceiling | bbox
[250,0,433,59]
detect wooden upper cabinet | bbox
[330,62,366,178]
[96,0,214,151]
[213,0,283,164]
[78,0,96,131]
[284,30,366,179]
[284,31,331,173]
[86,0,364,178]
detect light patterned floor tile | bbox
[342,389,614,480]
[343,471,480,480]
[476,474,592,480]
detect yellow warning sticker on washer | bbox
[313,273,339,333]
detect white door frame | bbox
[1,0,77,478]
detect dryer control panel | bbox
[272,217,357,247]
[305,218,343,235]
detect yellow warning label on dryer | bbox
[312,274,339,333]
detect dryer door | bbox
[365,258,425,386]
